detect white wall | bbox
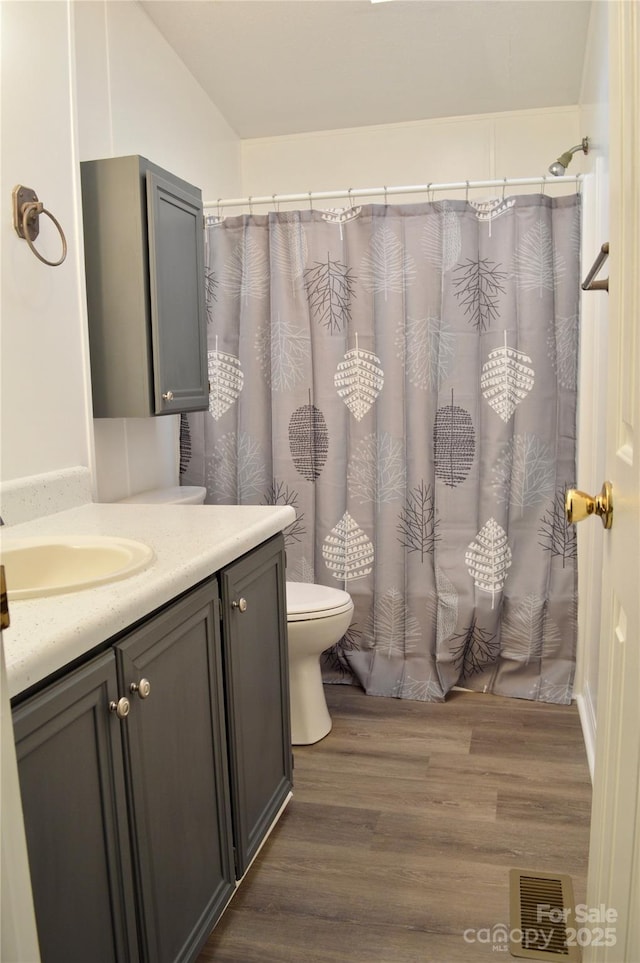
[74,0,242,502]
[240,105,587,206]
[0,0,241,499]
[574,0,610,779]
[1,0,94,485]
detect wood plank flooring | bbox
[197,685,592,962]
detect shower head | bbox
[548,137,589,175]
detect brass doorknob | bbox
[565,481,613,529]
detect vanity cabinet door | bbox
[220,534,293,877]
[116,579,235,963]
[13,652,138,963]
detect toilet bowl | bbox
[286,581,354,746]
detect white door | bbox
[585,4,640,961]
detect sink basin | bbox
[1,535,155,600]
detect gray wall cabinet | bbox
[12,535,292,963]
[80,155,209,418]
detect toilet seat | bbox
[286,581,353,622]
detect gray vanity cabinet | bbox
[12,652,139,963]
[115,579,235,963]
[12,536,292,963]
[80,155,209,418]
[220,533,293,877]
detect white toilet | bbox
[286,581,354,746]
[117,486,354,746]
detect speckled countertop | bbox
[2,502,295,699]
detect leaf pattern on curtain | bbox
[185,195,580,705]
[491,433,555,512]
[397,481,439,561]
[365,588,422,659]
[179,414,191,476]
[255,314,310,391]
[334,333,384,420]
[465,518,512,609]
[288,395,329,481]
[452,256,507,331]
[262,480,306,548]
[221,235,269,301]
[207,340,244,420]
[480,332,535,422]
[206,431,265,503]
[547,314,579,391]
[271,216,308,291]
[469,197,516,224]
[322,511,374,581]
[500,595,562,664]
[360,226,416,298]
[450,616,499,678]
[395,315,455,390]
[433,390,475,488]
[421,201,462,272]
[538,489,578,567]
[513,219,566,295]
[426,567,459,647]
[347,432,406,504]
[204,268,218,324]
[304,254,356,332]
[395,676,444,702]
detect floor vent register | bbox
[508,869,581,961]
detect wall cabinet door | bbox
[116,580,235,963]
[220,534,293,877]
[81,155,208,418]
[13,652,138,963]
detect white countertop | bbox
[2,502,295,699]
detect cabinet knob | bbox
[109,697,130,719]
[162,390,174,401]
[130,678,151,699]
[231,597,248,613]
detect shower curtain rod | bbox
[204,174,581,211]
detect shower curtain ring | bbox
[217,198,223,219]
[502,178,507,201]
[465,180,470,203]
[248,196,254,214]
[383,186,388,205]
[348,188,354,209]
[272,193,280,213]
[541,176,547,197]
[308,191,313,211]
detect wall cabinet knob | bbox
[162,390,174,401]
[231,597,248,613]
[130,678,151,699]
[109,697,130,719]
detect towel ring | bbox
[12,185,67,267]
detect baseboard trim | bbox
[575,688,596,783]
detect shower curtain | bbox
[182,193,580,705]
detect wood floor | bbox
[197,684,592,962]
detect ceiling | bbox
[140,0,593,140]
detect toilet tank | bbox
[117,486,206,505]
